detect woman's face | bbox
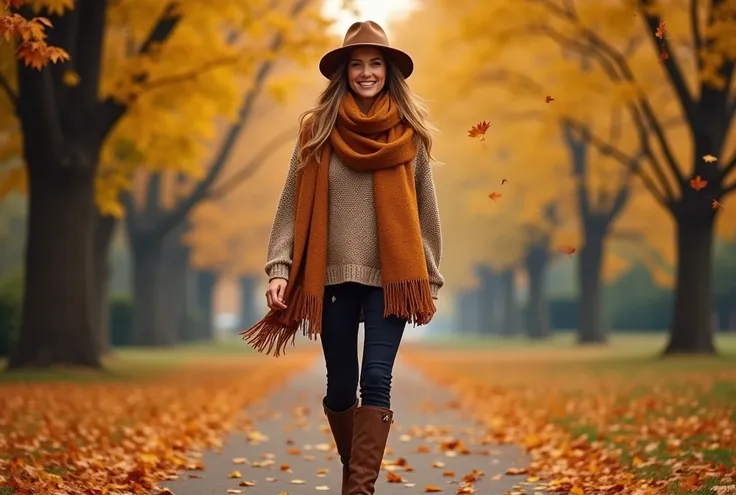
[347,47,386,101]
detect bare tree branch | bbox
[566,119,670,209]
[689,0,703,62]
[207,126,297,199]
[0,73,17,110]
[94,2,183,139]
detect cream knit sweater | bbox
[265,139,444,299]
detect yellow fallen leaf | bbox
[228,470,242,479]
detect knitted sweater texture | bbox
[265,140,444,298]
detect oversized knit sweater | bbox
[265,139,445,299]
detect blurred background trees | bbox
[1,0,735,368]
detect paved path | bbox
[162,352,538,495]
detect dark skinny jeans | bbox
[321,282,406,412]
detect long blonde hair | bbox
[297,55,439,168]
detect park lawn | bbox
[0,337,318,495]
[405,333,736,495]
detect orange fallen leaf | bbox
[442,470,455,477]
[280,463,291,471]
[228,470,242,478]
[425,484,443,493]
[468,121,491,141]
[690,175,708,191]
[488,191,502,201]
[386,471,403,483]
[287,447,301,455]
[505,467,528,475]
[417,445,431,453]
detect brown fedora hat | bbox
[319,20,414,79]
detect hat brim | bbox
[319,44,414,80]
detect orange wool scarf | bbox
[240,91,436,356]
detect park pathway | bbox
[161,351,539,495]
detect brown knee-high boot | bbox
[323,400,358,495]
[346,406,393,495]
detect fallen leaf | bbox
[287,447,301,455]
[442,470,455,477]
[432,461,445,468]
[226,491,242,494]
[425,484,443,493]
[315,486,329,491]
[386,471,404,483]
[232,457,248,464]
[238,480,255,486]
[228,470,242,479]
[290,479,306,484]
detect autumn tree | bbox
[443,0,736,354]
[0,0,331,368]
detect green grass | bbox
[418,331,736,357]
[0,335,253,383]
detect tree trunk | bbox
[162,242,191,341]
[664,213,717,354]
[93,214,117,355]
[500,268,520,336]
[238,274,257,330]
[130,234,176,346]
[577,221,607,344]
[196,270,217,340]
[8,169,101,369]
[524,243,551,340]
[477,267,501,334]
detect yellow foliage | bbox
[0,0,333,216]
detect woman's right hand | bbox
[266,278,288,310]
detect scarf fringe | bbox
[239,288,323,357]
[383,279,436,326]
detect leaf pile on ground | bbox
[0,354,313,495]
[403,348,736,495]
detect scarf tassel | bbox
[383,279,436,326]
[240,288,323,357]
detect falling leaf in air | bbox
[468,121,491,141]
[488,192,502,201]
[712,199,724,210]
[501,179,507,185]
[228,470,242,478]
[703,154,718,163]
[425,485,443,493]
[655,21,666,39]
[558,246,576,256]
[62,69,80,87]
[690,176,708,191]
[545,95,554,103]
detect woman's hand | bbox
[266,278,288,310]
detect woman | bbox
[241,20,444,495]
